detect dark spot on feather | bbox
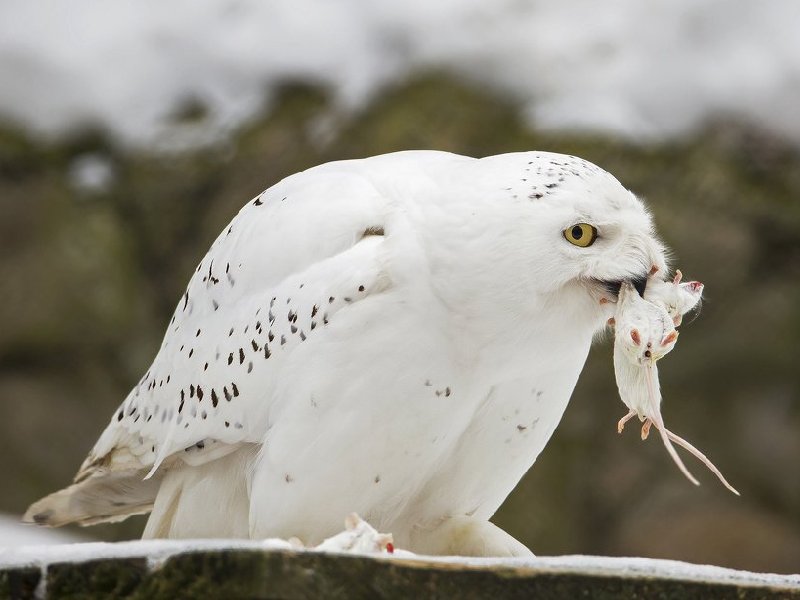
[254,197,263,205]
[362,225,384,237]
[225,421,230,428]
[239,348,245,364]
[358,285,365,292]
[311,304,318,317]
[281,335,286,345]
[224,386,232,401]
[291,325,298,334]
[211,389,219,407]
[264,346,271,359]
[251,340,259,352]
[190,385,195,398]
[247,361,253,373]
[268,331,275,342]
[311,321,317,330]
[197,386,203,401]
[300,330,306,341]
[32,511,53,525]
[232,383,239,397]
[228,353,234,365]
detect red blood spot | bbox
[630,329,641,345]
[386,542,395,554]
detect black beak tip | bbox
[601,273,649,298]
[631,274,648,297]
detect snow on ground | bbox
[0,515,84,547]
[1,538,798,589]
[1,0,799,148]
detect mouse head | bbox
[615,281,678,365]
[644,269,703,326]
[672,279,703,325]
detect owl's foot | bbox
[407,516,533,557]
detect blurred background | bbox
[1,0,798,574]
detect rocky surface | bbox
[2,542,799,600]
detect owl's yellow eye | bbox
[563,223,598,247]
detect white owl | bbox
[26,151,667,556]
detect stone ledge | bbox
[2,542,798,599]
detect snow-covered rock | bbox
[1,536,798,599]
[0,515,83,548]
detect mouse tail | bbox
[644,364,700,486]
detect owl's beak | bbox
[600,273,649,299]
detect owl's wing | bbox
[24,164,394,526]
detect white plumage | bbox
[26,150,668,556]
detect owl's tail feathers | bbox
[23,469,159,528]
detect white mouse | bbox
[613,280,738,495]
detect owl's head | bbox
[462,151,668,306]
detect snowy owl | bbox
[26,150,667,556]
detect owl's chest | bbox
[404,327,595,522]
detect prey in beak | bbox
[601,272,649,300]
